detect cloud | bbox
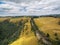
[0,0,60,16]
[0,1,22,16]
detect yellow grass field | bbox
[9,18,38,45]
[0,17,60,45]
[34,17,60,40]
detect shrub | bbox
[54,33,57,36]
[58,21,60,25]
[46,33,50,38]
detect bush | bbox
[54,33,57,36]
[46,33,50,38]
[58,21,60,25]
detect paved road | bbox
[30,18,52,45]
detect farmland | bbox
[0,16,60,45]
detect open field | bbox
[0,16,60,45]
[34,17,60,40]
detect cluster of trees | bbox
[40,14,60,18]
[0,19,28,45]
[45,33,60,45]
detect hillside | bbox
[0,17,60,45]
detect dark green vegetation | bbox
[0,19,26,45]
[40,14,60,18]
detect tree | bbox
[54,33,57,36]
[46,33,50,38]
[58,21,60,25]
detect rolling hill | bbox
[0,16,60,45]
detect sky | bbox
[0,0,60,16]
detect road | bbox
[30,18,52,45]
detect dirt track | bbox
[30,18,52,45]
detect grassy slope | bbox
[34,17,60,40]
[0,17,60,45]
[0,17,39,45]
[10,18,38,45]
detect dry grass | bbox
[0,17,60,45]
[9,18,39,45]
[34,17,60,40]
